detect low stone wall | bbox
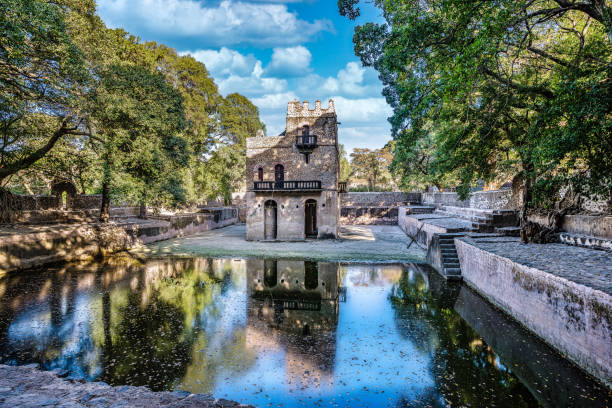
[340,192,421,207]
[424,189,515,210]
[455,238,612,387]
[13,206,140,224]
[0,364,250,408]
[0,208,238,274]
[340,207,398,225]
[398,209,448,248]
[529,214,612,240]
[72,194,102,209]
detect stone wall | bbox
[340,207,398,225]
[0,208,238,274]
[246,191,338,240]
[529,214,612,239]
[423,189,515,210]
[72,194,102,209]
[455,238,612,387]
[339,192,421,207]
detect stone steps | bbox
[437,233,463,279]
[495,226,522,237]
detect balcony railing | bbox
[254,180,322,191]
[296,135,318,148]
[338,182,348,193]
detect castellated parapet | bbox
[245,100,340,241]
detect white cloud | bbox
[251,92,299,109]
[298,62,381,98]
[183,48,257,77]
[217,61,288,96]
[264,46,312,77]
[97,0,333,47]
[339,126,393,153]
[331,96,392,123]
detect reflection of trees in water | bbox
[389,265,537,407]
[0,257,255,392]
[94,258,256,392]
[100,290,194,391]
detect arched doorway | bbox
[264,200,277,240]
[305,199,317,238]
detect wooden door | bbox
[305,199,317,237]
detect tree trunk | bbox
[99,149,112,223]
[99,181,110,223]
[139,202,147,219]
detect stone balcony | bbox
[295,135,317,150]
[253,180,322,192]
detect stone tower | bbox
[245,100,340,241]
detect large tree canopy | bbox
[1,0,266,221]
[0,0,90,183]
[339,0,611,217]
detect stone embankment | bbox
[455,236,612,388]
[0,364,250,408]
[0,208,238,275]
[398,193,612,389]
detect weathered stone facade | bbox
[246,100,339,240]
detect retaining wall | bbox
[340,207,398,225]
[0,208,238,274]
[424,190,515,210]
[529,214,612,240]
[340,192,421,207]
[455,237,612,387]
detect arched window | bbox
[274,164,284,182]
[257,167,263,181]
[303,125,309,137]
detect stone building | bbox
[245,100,340,240]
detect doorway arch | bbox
[264,200,278,240]
[305,199,317,238]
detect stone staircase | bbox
[470,210,519,233]
[438,233,463,279]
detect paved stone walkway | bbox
[0,364,250,408]
[140,224,425,262]
[466,236,612,295]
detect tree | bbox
[338,144,352,182]
[350,147,393,191]
[88,64,188,222]
[339,0,612,235]
[0,0,90,184]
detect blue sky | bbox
[96,0,392,152]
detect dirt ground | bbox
[140,223,425,262]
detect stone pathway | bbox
[466,236,612,296]
[0,365,251,408]
[140,224,425,262]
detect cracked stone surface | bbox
[0,365,251,408]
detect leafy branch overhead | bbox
[339,0,611,216]
[1,0,265,218]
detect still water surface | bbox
[0,257,609,407]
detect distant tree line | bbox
[339,0,611,225]
[0,0,265,222]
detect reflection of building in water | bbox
[246,259,340,387]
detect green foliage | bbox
[350,146,394,191]
[89,64,189,209]
[0,0,89,182]
[341,0,612,211]
[2,0,266,216]
[338,144,352,182]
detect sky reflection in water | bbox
[0,257,609,407]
